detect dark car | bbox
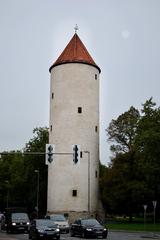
[29,219,60,240]
[70,218,108,239]
[0,213,6,230]
[6,212,30,233]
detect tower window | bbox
[80,151,83,158]
[78,107,82,113]
[95,74,97,80]
[51,93,54,99]
[95,170,98,178]
[72,190,77,197]
[95,126,98,132]
[50,125,52,131]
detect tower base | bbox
[47,200,105,223]
[46,210,96,223]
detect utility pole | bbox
[34,170,39,218]
[84,151,90,213]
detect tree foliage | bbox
[0,127,49,216]
[100,98,160,221]
[135,98,160,201]
[107,106,140,154]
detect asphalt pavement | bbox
[0,230,160,240]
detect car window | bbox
[81,219,99,226]
[12,213,29,220]
[50,215,66,221]
[36,219,56,227]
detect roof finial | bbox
[74,24,79,33]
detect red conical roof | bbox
[49,33,101,73]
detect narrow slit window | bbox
[80,151,83,158]
[78,107,82,113]
[95,74,97,80]
[50,125,52,131]
[51,93,54,99]
[95,170,98,178]
[72,190,77,197]
[95,126,98,132]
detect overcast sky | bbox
[0,0,160,165]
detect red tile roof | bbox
[49,33,101,73]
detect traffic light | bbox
[72,145,80,164]
[45,144,55,164]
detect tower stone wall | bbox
[47,34,101,221]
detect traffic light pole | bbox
[84,151,90,213]
[0,152,73,156]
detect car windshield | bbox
[12,213,29,220]
[50,215,66,221]
[81,219,100,226]
[36,220,56,227]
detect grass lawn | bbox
[107,223,160,232]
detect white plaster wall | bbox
[47,63,99,213]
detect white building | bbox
[47,32,101,220]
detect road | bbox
[0,231,160,240]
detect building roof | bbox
[49,33,101,73]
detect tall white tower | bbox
[47,32,101,220]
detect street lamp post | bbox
[34,170,39,218]
[143,204,147,231]
[84,151,90,214]
[152,201,157,225]
[5,180,9,208]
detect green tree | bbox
[135,98,160,203]
[0,151,26,209]
[23,127,49,216]
[100,152,147,220]
[104,106,141,221]
[107,106,140,155]
[0,127,49,216]
[102,99,160,221]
